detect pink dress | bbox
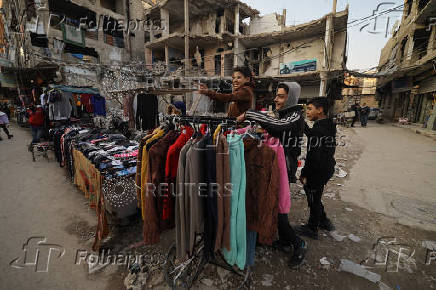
[235,127,291,214]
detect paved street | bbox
[0,123,118,290]
[342,122,436,232]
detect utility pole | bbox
[320,0,336,97]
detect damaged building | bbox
[144,0,349,112]
[377,0,436,130]
[0,0,146,92]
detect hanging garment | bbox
[136,128,161,205]
[152,132,179,220]
[136,93,158,130]
[175,141,192,259]
[264,136,291,214]
[184,139,207,255]
[140,128,166,220]
[91,95,106,117]
[244,138,279,245]
[81,94,94,113]
[165,126,194,183]
[215,134,231,252]
[48,90,73,120]
[222,134,246,270]
[202,134,218,258]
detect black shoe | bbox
[8,135,13,139]
[296,225,319,240]
[288,240,307,269]
[319,219,335,231]
[272,240,291,254]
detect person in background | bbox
[360,103,370,127]
[0,107,13,140]
[236,82,307,269]
[298,98,336,240]
[350,102,360,127]
[198,66,254,118]
[27,103,45,146]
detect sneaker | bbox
[288,240,307,269]
[272,240,291,254]
[319,219,335,231]
[296,225,319,240]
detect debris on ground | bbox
[261,274,274,287]
[348,234,362,243]
[335,167,348,178]
[201,278,214,287]
[338,259,381,283]
[422,240,436,251]
[378,281,393,290]
[330,231,346,242]
[345,208,353,212]
[320,257,331,270]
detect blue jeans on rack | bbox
[246,230,257,267]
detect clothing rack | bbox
[163,115,237,124]
[161,115,253,288]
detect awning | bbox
[50,85,99,94]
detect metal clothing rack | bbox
[161,114,252,289]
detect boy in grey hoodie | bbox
[238,82,307,269]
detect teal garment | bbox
[222,134,247,270]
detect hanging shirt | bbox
[92,95,106,117]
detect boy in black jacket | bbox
[299,97,336,239]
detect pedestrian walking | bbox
[27,104,45,146]
[0,110,13,140]
[298,97,336,240]
[350,102,360,127]
[360,103,370,127]
[237,82,308,269]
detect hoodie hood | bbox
[281,82,301,108]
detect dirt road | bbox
[1,121,435,290]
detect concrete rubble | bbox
[338,259,381,283]
[348,234,362,243]
[330,231,347,242]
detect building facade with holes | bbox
[377,0,436,130]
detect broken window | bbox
[399,37,408,61]
[404,0,413,17]
[100,0,124,15]
[226,17,234,34]
[418,0,430,11]
[214,55,222,75]
[412,28,431,61]
[224,54,234,77]
[64,43,99,58]
[103,16,125,48]
[30,32,48,48]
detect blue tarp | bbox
[51,85,99,94]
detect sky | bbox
[243,0,404,71]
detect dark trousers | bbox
[0,124,11,137]
[304,184,328,230]
[31,126,43,143]
[351,116,358,127]
[360,115,368,127]
[278,213,300,248]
